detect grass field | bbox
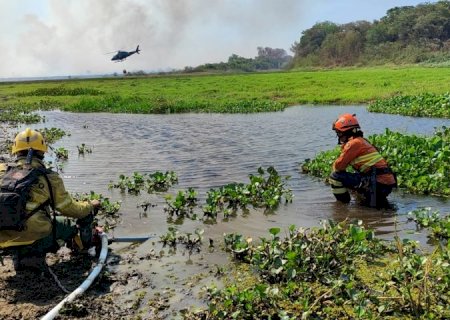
[1,66,449,114]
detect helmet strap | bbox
[26,148,34,165]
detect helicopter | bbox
[108,45,141,62]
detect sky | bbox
[0,0,434,78]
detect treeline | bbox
[291,1,450,67]
[183,47,292,73]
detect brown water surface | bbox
[22,105,449,317]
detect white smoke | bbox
[0,0,428,78]
[0,0,306,77]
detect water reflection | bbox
[23,105,449,242]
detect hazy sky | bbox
[0,0,432,78]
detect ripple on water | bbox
[24,106,450,241]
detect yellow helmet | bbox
[11,128,48,154]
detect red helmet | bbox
[332,113,360,133]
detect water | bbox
[26,105,449,242]
[19,105,450,315]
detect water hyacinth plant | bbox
[109,170,178,194]
[368,92,450,118]
[224,221,384,284]
[40,127,68,144]
[137,200,157,218]
[73,191,122,231]
[77,143,92,155]
[54,147,68,160]
[370,127,450,196]
[408,208,450,241]
[0,108,42,124]
[164,188,198,219]
[184,221,450,319]
[159,226,204,253]
[203,166,293,221]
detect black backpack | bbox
[0,163,53,231]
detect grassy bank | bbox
[1,66,450,114]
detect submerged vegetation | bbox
[302,127,450,197]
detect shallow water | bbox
[15,105,450,316]
[25,105,449,243]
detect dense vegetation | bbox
[291,1,450,67]
[1,67,450,116]
[184,47,292,73]
[184,217,450,319]
[302,127,450,197]
[369,92,450,118]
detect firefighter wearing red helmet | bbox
[330,114,396,207]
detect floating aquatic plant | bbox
[77,143,92,155]
[159,226,204,253]
[54,147,68,160]
[369,92,450,118]
[408,208,450,241]
[40,127,68,144]
[109,170,178,194]
[164,188,198,219]
[203,166,293,222]
[73,191,122,231]
[184,221,450,319]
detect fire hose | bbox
[41,234,153,320]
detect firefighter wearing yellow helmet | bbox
[11,128,48,154]
[0,128,100,272]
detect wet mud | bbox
[0,248,139,319]
[0,237,233,320]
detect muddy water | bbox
[31,106,449,236]
[25,105,449,316]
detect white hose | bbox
[41,232,109,320]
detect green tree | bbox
[291,1,450,67]
[291,21,340,57]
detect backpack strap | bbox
[25,199,51,221]
[40,169,58,251]
[19,166,58,248]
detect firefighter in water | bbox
[330,114,396,208]
[0,128,101,272]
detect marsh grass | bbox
[1,67,449,115]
